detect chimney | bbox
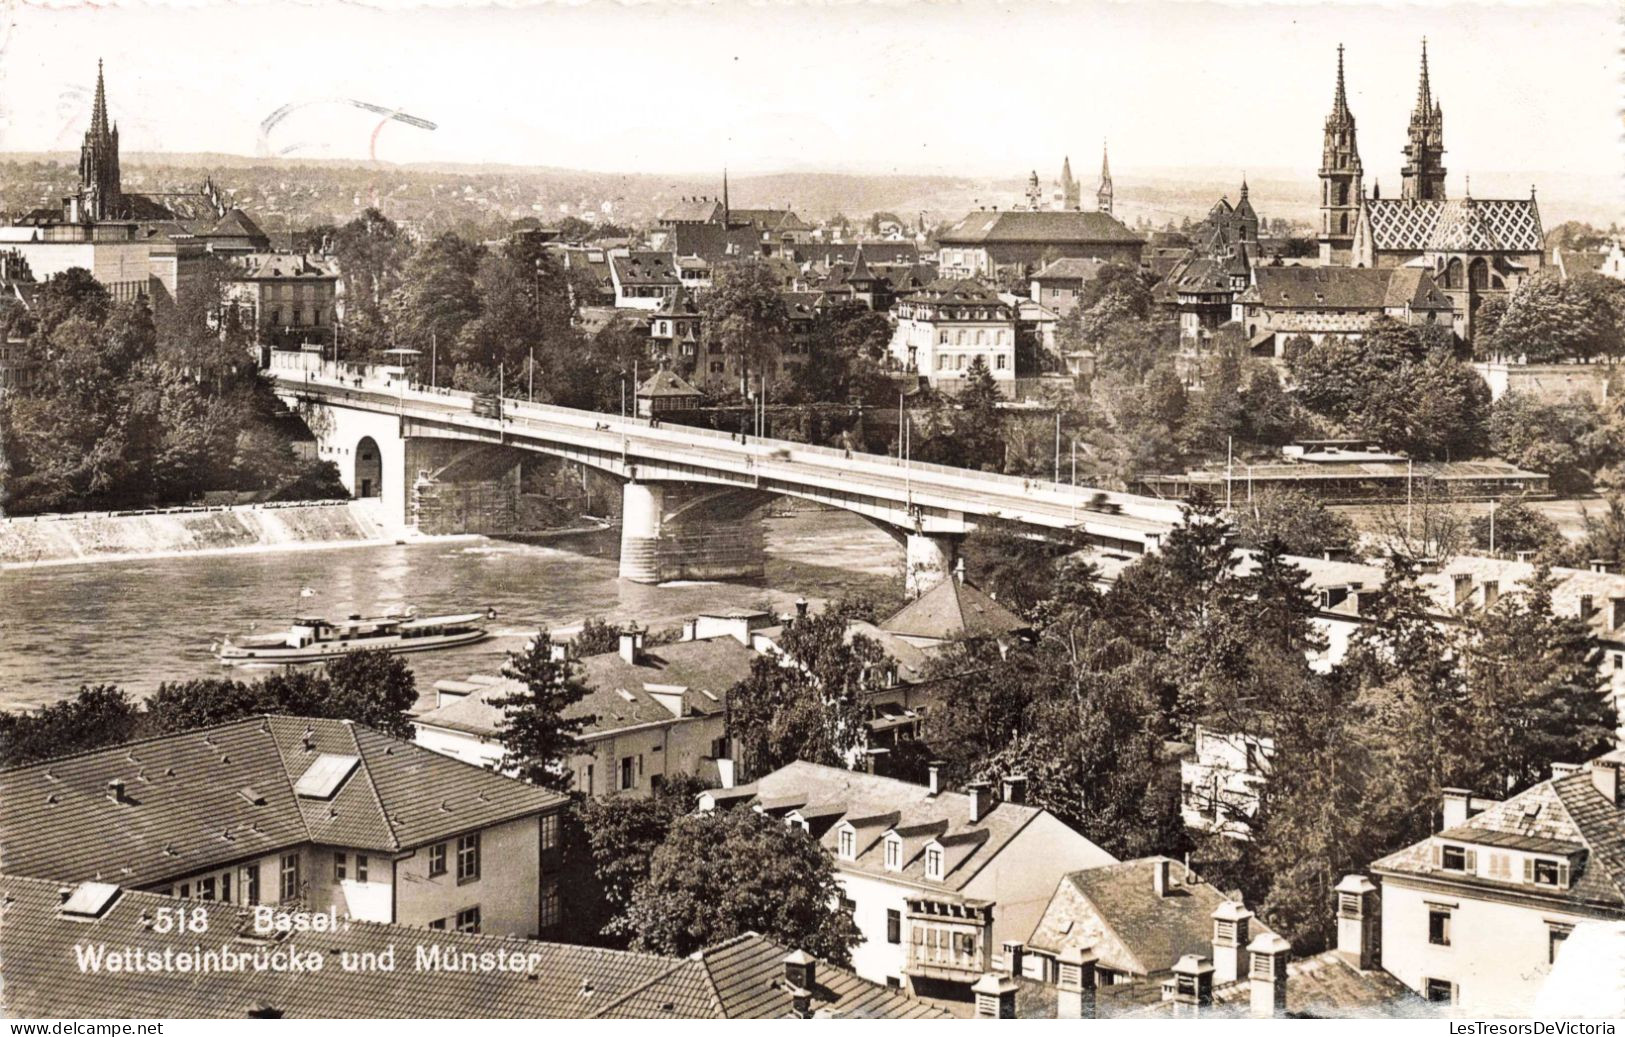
[1211,901,1253,985]
[1552,761,1584,780]
[1001,774,1028,806]
[864,747,891,777]
[1247,932,1292,1018]
[1591,758,1622,806]
[795,597,809,618]
[1153,857,1173,897]
[1334,874,1380,971]
[1591,559,1612,574]
[1440,788,1471,830]
[971,972,1019,1018]
[968,781,994,823]
[1002,940,1024,978]
[1451,572,1473,607]
[927,761,944,796]
[1170,955,1215,1016]
[1581,595,1595,620]
[1482,580,1500,607]
[106,779,126,804]
[618,624,644,665]
[1611,596,1625,631]
[782,948,816,1003]
[1056,945,1098,1019]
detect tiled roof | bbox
[728,209,812,234]
[1363,197,1543,254]
[881,577,1028,641]
[638,367,704,399]
[729,761,1112,892]
[897,277,1007,307]
[206,208,270,243]
[939,210,1144,247]
[1032,256,1110,282]
[1027,857,1273,977]
[232,252,337,280]
[611,251,679,287]
[670,222,761,263]
[415,637,748,742]
[0,874,701,1018]
[1373,758,1625,911]
[660,198,723,224]
[794,242,921,267]
[0,716,563,888]
[1238,266,1451,311]
[1116,950,1432,1018]
[597,932,948,1019]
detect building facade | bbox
[888,279,1017,393]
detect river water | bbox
[0,511,901,710]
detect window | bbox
[996,355,1006,370]
[279,853,300,902]
[887,909,901,944]
[1428,909,1452,947]
[925,846,943,880]
[884,838,901,870]
[1531,858,1564,887]
[540,882,561,930]
[541,813,560,852]
[356,855,368,883]
[199,877,216,901]
[954,932,976,957]
[1425,978,1455,1005]
[580,763,595,793]
[179,883,190,899]
[457,833,480,882]
[429,918,446,931]
[838,828,855,859]
[245,864,260,906]
[221,872,232,903]
[620,755,639,792]
[1440,845,1469,872]
[334,852,347,883]
[455,906,481,934]
[429,843,448,877]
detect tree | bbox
[1468,500,1564,559]
[1456,569,1616,796]
[396,232,485,352]
[1488,393,1615,495]
[493,631,594,791]
[1232,488,1357,557]
[575,775,712,941]
[725,604,884,779]
[322,650,419,739]
[1490,273,1624,363]
[0,685,143,767]
[955,356,1004,469]
[620,808,863,964]
[701,262,789,394]
[146,650,418,737]
[331,208,411,358]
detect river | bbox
[0,510,901,710]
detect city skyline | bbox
[0,0,1615,190]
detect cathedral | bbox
[1319,43,1544,341]
[1022,147,1113,213]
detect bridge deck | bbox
[270,363,1183,548]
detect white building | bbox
[1179,726,1276,840]
[888,279,1017,394]
[1369,753,1625,1015]
[700,761,1116,998]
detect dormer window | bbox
[1438,844,1474,872]
[925,844,944,880]
[1528,858,1569,888]
[884,835,901,871]
[838,826,856,860]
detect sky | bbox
[0,0,1618,187]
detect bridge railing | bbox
[269,354,1182,526]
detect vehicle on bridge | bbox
[212,608,495,665]
[472,393,503,419]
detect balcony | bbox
[903,896,994,981]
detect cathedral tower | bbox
[1096,143,1113,215]
[1058,155,1080,210]
[1318,45,1364,264]
[77,60,123,222]
[1400,40,1446,201]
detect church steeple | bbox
[76,58,123,222]
[1096,142,1113,215]
[1401,39,1447,201]
[1318,44,1364,264]
[1059,155,1079,210]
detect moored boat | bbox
[213,608,495,665]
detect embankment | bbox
[0,499,399,569]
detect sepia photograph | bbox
[0,0,1623,1024]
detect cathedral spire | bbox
[1096,141,1113,215]
[1414,38,1432,118]
[1319,45,1363,264]
[90,59,110,138]
[1401,38,1446,201]
[1331,44,1351,121]
[722,167,729,226]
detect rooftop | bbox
[0,716,564,887]
[938,209,1144,247]
[881,576,1028,642]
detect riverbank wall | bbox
[0,499,397,569]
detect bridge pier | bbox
[904,532,959,598]
[618,481,766,584]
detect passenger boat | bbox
[213,608,495,665]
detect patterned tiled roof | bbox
[0,716,563,888]
[1363,197,1543,254]
[1373,758,1625,912]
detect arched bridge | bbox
[268,354,1183,592]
